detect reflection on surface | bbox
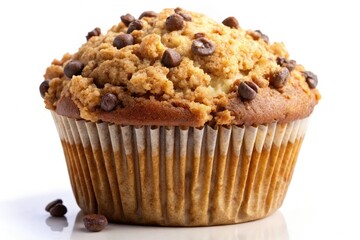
[70,211,289,240]
[0,192,288,239]
[45,216,69,232]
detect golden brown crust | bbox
[227,86,318,125]
[98,98,203,127]
[43,8,320,126]
[56,96,204,127]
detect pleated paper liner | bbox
[52,112,308,226]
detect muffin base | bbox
[52,112,308,226]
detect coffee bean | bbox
[139,11,158,19]
[302,71,318,89]
[276,57,296,71]
[238,81,258,100]
[191,37,215,56]
[86,27,101,41]
[113,34,134,49]
[83,214,108,232]
[194,32,205,39]
[49,204,67,217]
[101,93,118,112]
[64,60,84,78]
[127,20,143,34]
[165,14,184,32]
[121,13,135,27]
[270,67,290,88]
[222,16,239,29]
[45,199,63,212]
[161,49,182,68]
[174,8,192,21]
[39,80,50,98]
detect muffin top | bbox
[41,8,320,127]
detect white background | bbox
[0,0,359,239]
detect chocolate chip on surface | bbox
[238,81,258,100]
[302,71,318,89]
[127,19,143,34]
[165,14,184,31]
[191,37,215,56]
[222,16,239,29]
[270,67,290,88]
[83,214,108,232]
[45,199,63,212]
[101,93,119,112]
[113,34,134,49]
[139,11,158,19]
[64,60,84,78]
[121,13,135,26]
[276,57,296,71]
[161,49,182,68]
[39,80,50,98]
[49,204,67,217]
[86,27,101,41]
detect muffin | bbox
[40,7,320,226]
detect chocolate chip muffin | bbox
[41,8,320,226]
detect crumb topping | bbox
[42,8,320,126]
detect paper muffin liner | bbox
[51,112,308,226]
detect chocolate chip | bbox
[248,30,269,44]
[173,9,192,22]
[174,7,183,13]
[161,49,182,68]
[287,60,296,71]
[86,27,101,41]
[276,57,296,71]
[270,67,290,88]
[222,16,239,29]
[49,204,67,217]
[45,199,62,212]
[64,60,84,78]
[39,80,50,98]
[83,214,108,232]
[127,19,143,34]
[139,11,158,19]
[191,37,215,56]
[121,13,135,27]
[101,93,118,111]
[302,71,318,89]
[113,34,134,49]
[194,32,205,39]
[255,30,269,43]
[165,14,184,32]
[238,81,258,100]
[276,57,286,66]
[180,12,192,21]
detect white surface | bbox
[0,191,289,240]
[0,0,359,239]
